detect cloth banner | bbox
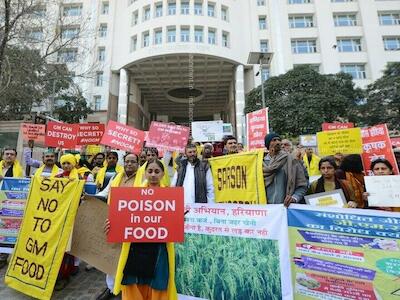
[317,128,362,156]
[361,124,399,175]
[208,150,267,204]
[177,203,292,300]
[5,177,84,300]
[288,205,400,300]
[0,178,31,253]
[146,121,190,152]
[246,108,269,150]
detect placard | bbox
[76,123,105,145]
[146,121,190,152]
[317,128,362,156]
[191,121,224,142]
[300,135,317,147]
[322,122,354,131]
[21,123,46,145]
[108,187,184,243]
[246,108,269,150]
[304,190,347,208]
[364,175,400,207]
[361,124,399,175]
[70,197,120,276]
[101,120,144,153]
[45,121,78,149]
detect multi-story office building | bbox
[34,0,400,141]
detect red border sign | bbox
[361,124,399,175]
[391,137,400,149]
[146,122,190,152]
[322,122,354,131]
[45,122,78,148]
[21,123,46,144]
[101,120,144,153]
[108,187,184,243]
[246,108,269,150]
[77,123,105,145]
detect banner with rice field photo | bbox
[176,203,292,300]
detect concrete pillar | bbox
[235,65,245,143]
[118,68,129,124]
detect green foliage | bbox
[54,92,93,123]
[245,65,362,137]
[359,62,400,131]
[175,234,281,300]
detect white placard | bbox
[365,175,400,207]
[304,189,347,208]
[300,135,317,147]
[191,120,224,142]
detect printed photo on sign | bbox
[304,189,347,208]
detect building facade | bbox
[45,0,400,141]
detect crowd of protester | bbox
[0,131,399,300]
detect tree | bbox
[359,62,400,132]
[54,91,93,123]
[245,65,362,137]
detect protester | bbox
[92,153,140,300]
[106,158,177,300]
[91,152,106,174]
[363,158,399,212]
[96,152,123,192]
[303,148,321,177]
[0,147,23,180]
[289,144,310,184]
[134,148,170,187]
[263,133,308,206]
[33,150,62,178]
[172,144,214,203]
[75,154,93,181]
[337,154,366,208]
[223,135,238,155]
[281,139,293,154]
[307,157,356,206]
[237,143,244,153]
[334,153,344,167]
[139,149,147,166]
[202,143,214,161]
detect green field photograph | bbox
[175,234,282,300]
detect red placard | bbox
[45,122,78,148]
[322,122,354,131]
[246,108,269,150]
[100,120,144,153]
[391,137,400,149]
[76,123,105,145]
[361,124,399,175]
[21,123,46,144]
[147,122,190,152]
[108,187,184,243]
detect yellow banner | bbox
[209,150,267,204]
[5,177,84,300]
[317,128,362,156]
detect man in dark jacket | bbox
[172,144,214,203]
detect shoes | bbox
[96,288,117,300]
[54,278,69,291]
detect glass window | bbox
[143,6,151,21]
[208,29,216,44]
[194,2,202,15]
[155,3,163,17]
[337,38,362,52]
[57,49,78,63]
[181,27,190,42]
[261,68,270,82]
[61,26,80,39]
[379,13,400,25]
[168,2,176,15]
[98,47,105,61]
[154,29,162,44]
[259,16,267,29]
[99,24,107,37]
[288,0,312,3]
[260,40,268,52]
[291,39,317,53]
[195,28,203,43]
[289,15,314,28]
[130,36,137,52]
[181,1,190,14]
[208,3,215,17]
[94,96,102,111]
[257,0,265,5]
[334,14,357,26]
[222,32,229,47]
[341,64,366,79]
[96,72,104,86]
[383,37,400,51]
[167,27,176,42]
[102,2,109,14]
[221,6,228,21]
[63,5,82,17]
[143,32,150,47]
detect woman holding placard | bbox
[307,157,357,207]
[363,158,399,212]
[105,158,177,300]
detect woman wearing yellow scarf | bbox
[134,148,170,187]
[57,154,80,179]
[96,151,124,190]
[0,148,23,179]
[106,158,177,300]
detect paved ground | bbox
[0,263,108,300]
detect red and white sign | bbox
[147,121,190,152]
[45,122,78,148]
[391,137,400,149]
[246,108,269,150]
[361,124,399,175]
[100,120,144,153]
[108,187,184,243]
[77,123,105,145]
[322,122,354,131]
[21,123,46,144]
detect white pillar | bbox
[235,65,245,144]
[118,68,129,124]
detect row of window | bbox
[129,27,230,50]
[130,1,229,25]
[289,0,392,3]
[62,2,109,16]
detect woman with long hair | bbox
[308,157,357,207]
